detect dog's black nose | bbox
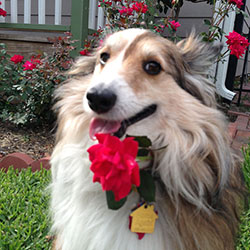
[86,87,117,114]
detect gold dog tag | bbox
[130,204,158,234]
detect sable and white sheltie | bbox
[50,28,245,250]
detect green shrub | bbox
[0,167,52,250]
[242,142,250,192]
[237,209,250,250]
[0,34,74,126]
[236,142,250,249]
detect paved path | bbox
[229,112,250,156]
[228,80,250,157]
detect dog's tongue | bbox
[89,118,121,140]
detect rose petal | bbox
[87,144,103,161]
[123,137,138,158]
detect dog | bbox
[50,28,245,250]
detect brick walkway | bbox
[229,112,250,156]
[228,80,250,157]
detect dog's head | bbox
[54,28,239,213]
[71,29,221,142]
[55,29,222,146]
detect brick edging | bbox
[0,152,50,172]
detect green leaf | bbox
[240,10,249,18]
[137,170,156,202]
[164,6,168,14]
[136,156,152,162]
[204,19,211,26]
[127,135,152,148]
[137,148,150,157]
[106,191,127,210]
[136,148,152,162]
[157,4,163,13]
[6,96,15,103]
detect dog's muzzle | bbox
[87,86,157,140]
[89,103,157,140]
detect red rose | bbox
[87,134,140,201]
[119,7,134,16]
[22,60,36,71]
[11,54,24,64]
[228,0,243,8]
[0,8,7,17]
[132,2,148,14]
[169,20,181,31]
[79,49,90,56]
[225,31,250,58]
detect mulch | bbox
[0,121,55,160]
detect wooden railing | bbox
[0,0,106,55]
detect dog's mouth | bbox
[89,104,157,140]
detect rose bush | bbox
[80,0,248,62]
[88,134,140,201]
[79,0,182,54]
[0,33,74,126]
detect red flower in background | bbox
[0,1,6,17]
[11,54,24,64]
[79,49,90,56]
[119,6,133,16]
[87,134,140,201]
[228,0,243,8]
[23,60,36,71]
[30,55,42,65]
[132,2,148,14]
[154,25,165,33]
[225,31,250,58]
[169,20,181,30]
[98,0,112,7]
[0,8,7,17]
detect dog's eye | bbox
[143,61,162,75]
[100,52,110,65]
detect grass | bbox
[242,143,250,192]
[0,167,51,250]
[237,143,250,250]
[0,144,249,250]
[237,209,250,250]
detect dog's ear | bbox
[68,54,97,76]
[176,33,222,74]
[176,34,222,107]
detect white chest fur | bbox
[50,144,174,250]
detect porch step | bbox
[0,29,65,43]
[0,29,67,58]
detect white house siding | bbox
[177,1,213,37]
